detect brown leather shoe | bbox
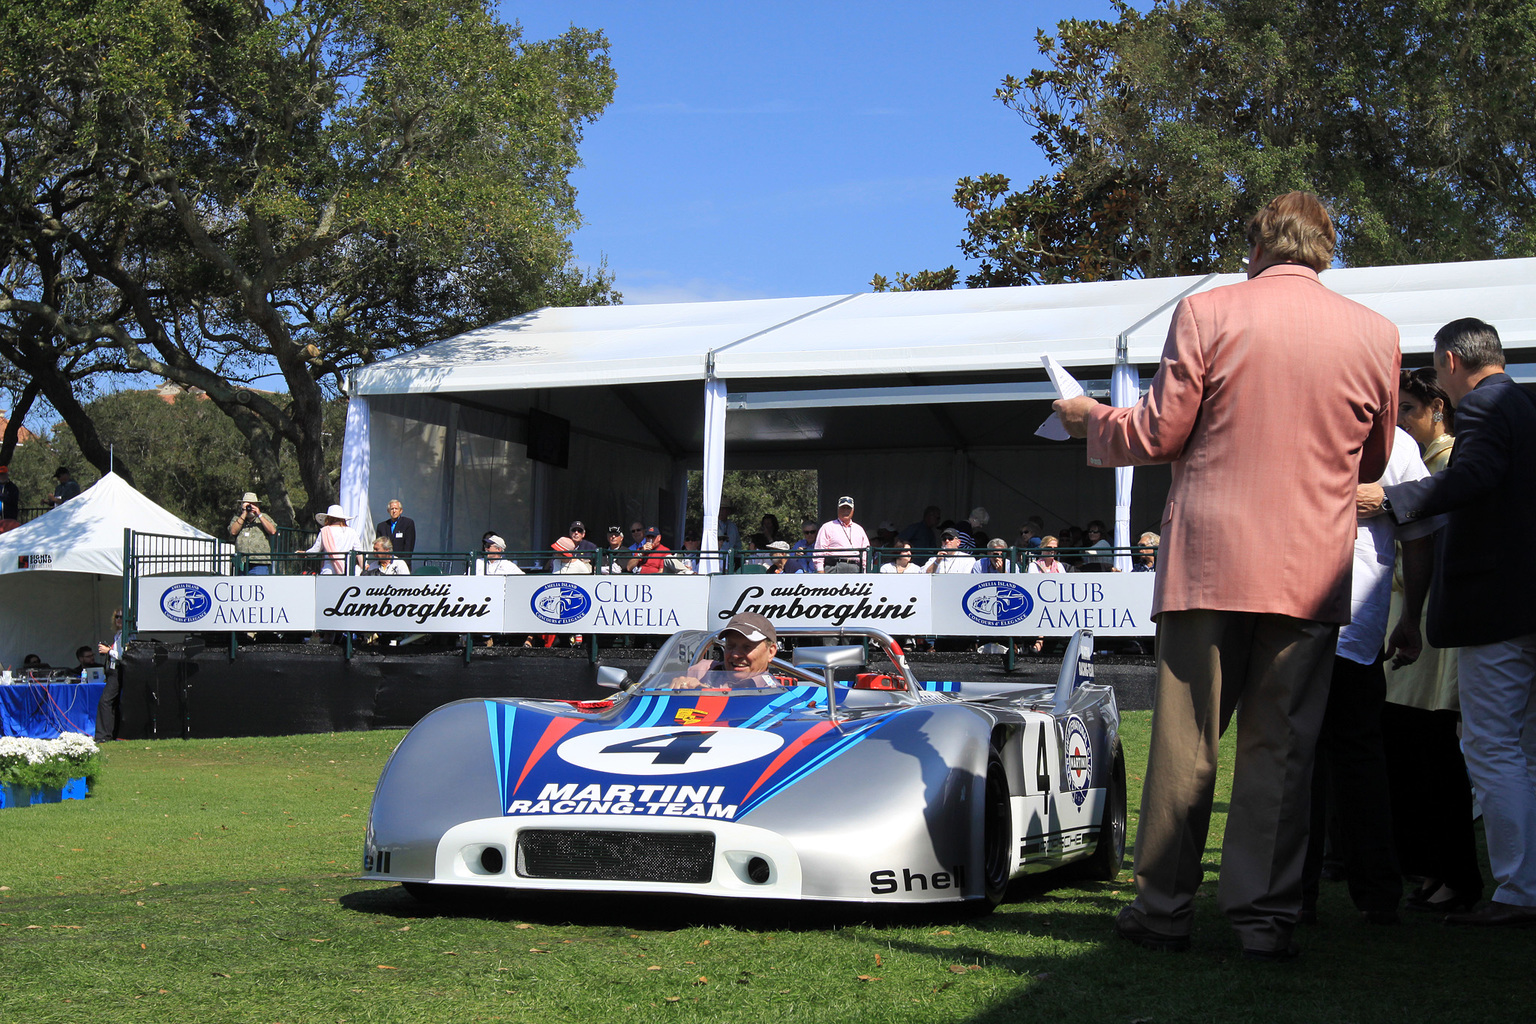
[1115,906,1191,952]
[1444,900,1536,927]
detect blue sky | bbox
[510,2,1120,303]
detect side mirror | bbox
[595,664,630,690]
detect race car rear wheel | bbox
[981,749,1011,907]
[1080,741,1126,882]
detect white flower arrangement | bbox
[0,732,101,791]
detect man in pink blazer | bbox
[1056,192,1400,960]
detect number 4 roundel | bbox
[556,727,785,776]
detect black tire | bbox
[979,748,1012,908]
[1081,741,1127,882]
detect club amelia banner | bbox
[504,577,710,634]
[131,572,1156,636]
[137,577,317,632]
[929,573,1156,637]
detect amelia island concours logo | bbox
[531,582,592,626]
[960,580,1034,628]
[160,582,214,624]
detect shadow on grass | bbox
[340,878,1127,935]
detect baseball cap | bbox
[941,527,961,541]
[877,520,897,533]
[569,520,585,532]
[836,495,854,508]
[485,534,506,548]
[607,525,623,536]
[550,536,575,553]
[0,466,8,473]
[721,612,776,645]
[644,527,660,538]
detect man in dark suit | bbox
[376,498,416,563]
[1362,317,1536,927]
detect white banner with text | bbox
[133,572,1157,637]
[929,572,1156,637]
[137,576,317,632]
[505,576,711,634]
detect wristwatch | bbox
[1380,494,1393,517]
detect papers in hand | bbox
[1036,353,1084,440]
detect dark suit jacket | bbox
[1384,372,1536,647]
[377,515,416,554]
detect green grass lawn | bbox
[2,716,1533,1023]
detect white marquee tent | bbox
[341,258,1536,567]
[0,473,219,668]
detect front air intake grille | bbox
[516,829,715,883]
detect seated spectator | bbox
[972,537,1012,573]
[1134,532,1160,571]
[746,532,771,567]
[1017,517,1045,549]
[898,505,941,552]
[788,520,818,574]
[759,513,782,545]
[875,521,899,549]
[551,536,594,574]
[924,528,975,573]
[967,507,992,547]
[1058,525,1086,567]
[1082,520,1114,565]
[680,534,702,573]
[22,653,51,673]
[1027,536,1066,574]
[600,525,628,573]
[478,535,526,575]
[880,540,922,574]
[366,537,411,575]
[567,521,599,570]
[626,527,670,574]
[765,540,792,573]
[76,645,99,669]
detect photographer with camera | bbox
[228,490,278,574]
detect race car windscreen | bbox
[631,630,793,693]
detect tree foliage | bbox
[881,0,1536,288]
[8,390,345,535]
[685,469,819,544]
[1,0,617,524]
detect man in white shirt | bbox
[1302,427,1436,924]
[924,527,975,574]
[478,535,525,575]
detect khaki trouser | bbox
[1128,609,1338,951]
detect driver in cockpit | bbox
[671,612,781,690]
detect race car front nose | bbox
[434,816,804,897]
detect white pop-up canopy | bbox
[344,257,1536,561]
[0,473,218,668]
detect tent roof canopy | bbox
[0,472,215,576]
[354,256,1536,403]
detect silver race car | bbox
[362,625,1124,910]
